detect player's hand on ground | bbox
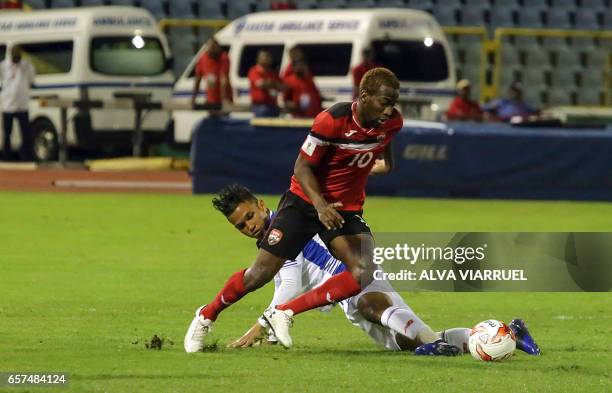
[315,201,345,230]
[227,323,266,348]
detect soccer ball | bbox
[468,320,516,361]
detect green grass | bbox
[0,192,611,392]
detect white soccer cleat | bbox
[262,307,294,348]
[184,306,214,353]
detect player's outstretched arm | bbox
[294,155,345,230]
[370,142,394,176]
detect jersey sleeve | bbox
[299,111,335,164]
[268,257,303,308]
[257,258,303,329]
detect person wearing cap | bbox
[482,82,538,122]
[445,79,483,121]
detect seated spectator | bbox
[191,38,232,108]
[248,50,282,118]
[483,82,538,122]
[445,79,483,121]
[352,47,381,99]
[282,59,322,118]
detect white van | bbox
[0,7,174,161]
[172,8,456,143]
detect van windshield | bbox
[371,40,449,82]
[90,36,166,76]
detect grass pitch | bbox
[1,192,611,392]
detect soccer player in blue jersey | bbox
[200,184,541,355]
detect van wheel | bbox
[31,120,59,162]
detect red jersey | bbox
[289,102,403,211]
[446,96,483,121]
[195,51,232,104]
[248,64,280,106]
[282,73,322,118]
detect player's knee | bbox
[242,270,262,291]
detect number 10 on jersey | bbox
[348,152,374,168]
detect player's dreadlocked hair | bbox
[359,67,399,96]
[212,184,257,217]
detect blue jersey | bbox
[282,237,347,275]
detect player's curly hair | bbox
[359,67,399,95]
[212,184,257,217]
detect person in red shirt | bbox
[280,45,305,80]
[191,38,232,108]
[352,47,381,99]
[247,50,282,117]
[184,67,460,355]
[445,79,483,121]
[282,59,322,118]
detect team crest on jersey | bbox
[268,229,283,245]
[376,135,385,142]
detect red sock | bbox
[276,271,361,315]
[200,269,248,321]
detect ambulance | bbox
[0,7,173,161]
[172,8,456,143]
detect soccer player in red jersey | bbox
[185,68,404,352]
